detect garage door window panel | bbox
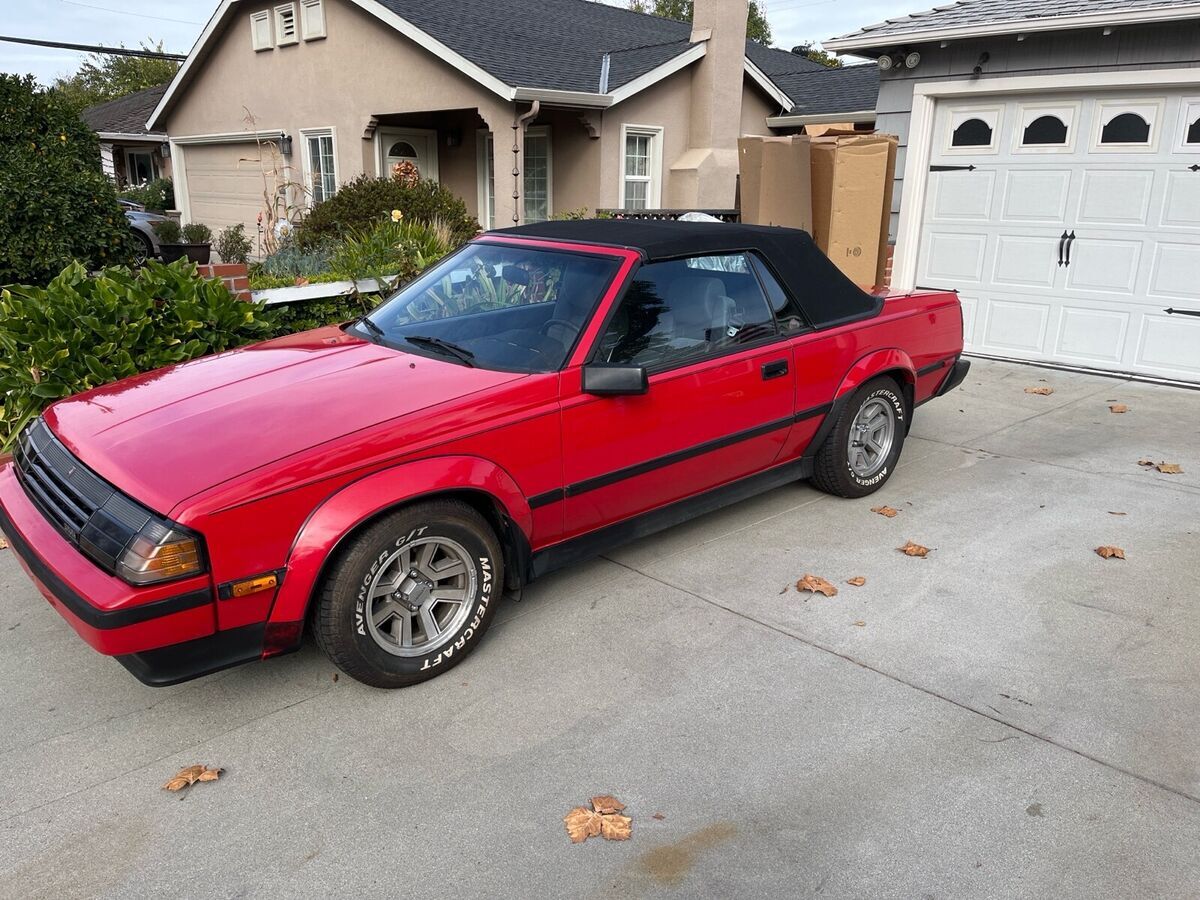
[1015,103,1079,153]
[1093,100,1164,151]
[945,106,1001,154]
[1178,99,1200,149]
[303,129,337,204]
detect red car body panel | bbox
[0,231,965,685]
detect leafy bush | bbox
[296,175,478,250]
[152,218,181,243]
[268,295,379,334]
[214,224,252,264]
[0,74,135,286]
[248,243,335,288]
[0,259,276,450]
[328,218,451,285]
[181,222,212,244]
[119,177,174,212]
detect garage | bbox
[177,141,269,246]
[916,90,1200,383]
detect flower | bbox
[391,209,403,223]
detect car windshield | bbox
[355,243,621,373]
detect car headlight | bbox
[78,492,205,585]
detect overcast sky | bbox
[1,0,931,85]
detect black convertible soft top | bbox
[491,219,883,329]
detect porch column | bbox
[481,104,527,228]
[99,143,116,182]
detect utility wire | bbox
[56,0,205,26]
[0,35,187,59]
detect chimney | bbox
[670,0,749,209]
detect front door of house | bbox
[379,128,439,183]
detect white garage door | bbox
[181,143,268,249]
[917,90,1200,383]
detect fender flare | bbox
[802,349,917,461]
[269,456,532,624]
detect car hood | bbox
[44,327,525,515]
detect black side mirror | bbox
[582,364,648,396]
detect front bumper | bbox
[0,463,226,672]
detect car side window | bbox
[750,254,809,334]
[597,253,778,369]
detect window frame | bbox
[586,251,789,375]
[620,124,664,210]
[300,0,326,40]
[124,148,156,186]
[300,127,337,206]
[1091,98,1164,152]
[943,105,1002,155]
[250,10,273,51]
[476,126,554,228]
[1013,101,1080,154]
[1175,97,1200,151]
[274,3,299,46]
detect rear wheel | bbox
[314,500,503,688]
[811,377,906,498]
[130,230,155,266]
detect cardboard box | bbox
[809,133,898,289]
[737,136,812,232]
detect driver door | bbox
[559,253,796,540]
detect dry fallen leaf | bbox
[0,536,8,551]
[1157,463,1183,475]
[651,812,666,821]
[1137,458,1155,467]
[846,576,866,587]
[591,795,625,815]
[853,621,867,627]
[871,506,899,518]
[1095,546,1125,560]
[1109,404,1128,414]
[565,796,633,844]
[898,541,932,558]
[294,276,310,286]
[1108,511,1127,516]
[1025,386,1054,395]
[797,574,838,597]
[162,764,223,792]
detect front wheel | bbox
[314,500,503,688]
[811,377,907,498]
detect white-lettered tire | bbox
[811,377,906,498]
[314,499,503,688]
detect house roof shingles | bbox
[81,83,168,136]
[774,64,879,117]
[830,0,1200,46]
[371,0,826,93]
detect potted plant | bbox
[154,220,213,264]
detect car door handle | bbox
[761,359,789,380]
[1057,231,1068,267]
[1065,231,1077,267]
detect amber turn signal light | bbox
[229,574,279,598]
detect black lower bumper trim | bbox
[116,623,266,687]
[936,357,971,397]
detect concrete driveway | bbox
[1,358,1198,899]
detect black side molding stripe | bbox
[917,359,948,377]
[0,504,212,630]
[532,401,833,503]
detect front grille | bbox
[14,419,153,572]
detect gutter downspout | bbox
[511,100,540,225]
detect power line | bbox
[0,35,187,59]
[57,0,205,26]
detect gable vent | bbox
[301,0,326,40]
[275,3,298,45]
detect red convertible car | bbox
[0,220,967,688]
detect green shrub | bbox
[214,224,252,264]
[249,243,335,288]
[152,218,181,243]
[0,259,276,450]
[328,218,451,285]
[119,177,174,212]
[181,222,212,243]
[296,175,478,250]
[0,74,135,285]
[268,294,380,334]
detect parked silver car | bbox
[122,203,172,264]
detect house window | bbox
[479,127,553,227]
[621,125,662,210]
[250,10,272,50]
[1101,113,1151,144]
[125,149,155,186]
[275,3,298,46]
[303,129,336,203]
[1023,115,1069,146]
[951,118,993,147]
[300,0,325,40]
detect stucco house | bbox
[82,84,172,187]
[827,0,1200,384]
[146,0,877,239]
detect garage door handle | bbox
[1057,231,1068,267]
[761,359,789,380]
[1065,231,1077,267]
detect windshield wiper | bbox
[404,335,475,367]
[356,315,385,339]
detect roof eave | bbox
[766,109,877,128]
[744,58,793,110]
[824,3,1200,54]
[96,131,168,141]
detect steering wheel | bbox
[539,318,581,342]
